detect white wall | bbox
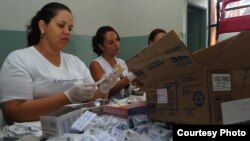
[116,0,187,37]
[0,0,118,35]
[0,0,188,37]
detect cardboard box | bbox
[40,100,109,138]
[126,30,250,124]
[40,108,82,138]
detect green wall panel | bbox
[0,30,97,67]
[0,30,26,67]
[0,30,147,68]
[119,36,147,61]
[65,35,96,67]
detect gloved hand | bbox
[127,72,136,82]
[64,84,96,103]
[99,73,119,93]
[99,64,124,93]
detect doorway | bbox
[187,3,207,52]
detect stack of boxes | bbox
[127,30,250,124]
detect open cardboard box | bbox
[127,30,250,124]
[40,100,108,138]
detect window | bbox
[209,0,250,45]
[224,0,250,18]
[208,0,218,46]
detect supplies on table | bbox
[46,114,173,141]
[63,98,109,115]
[41,99,109,139]
[0,121,42,140]
[40,108,82,139]
[103,97,147,119]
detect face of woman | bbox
[101,31,120,57]
[153,32,167,43]
[43,10,73,52]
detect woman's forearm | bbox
[109,77,130,97]
[1,93,70,123]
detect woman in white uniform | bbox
[0,2,117,123]
[90,26,136,99]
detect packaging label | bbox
[222,98,250,124]
[157,88,168,103]
[111,122,128,141]
[212,74,231,91]
[170,55,192,68]
[193,91,205,107]
[71,110,97,132]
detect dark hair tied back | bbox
[92,26,120,56]
[148,28,166,45]
[26,2,71,46]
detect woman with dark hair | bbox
[0,2,118,123]
[148,28,167,45]
[90,26,136,99]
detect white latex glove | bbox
[99,73,119,93]
[127,72,136,82]
[64,84,96,103]
[98,64,124,93]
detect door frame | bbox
[187,2,207,52]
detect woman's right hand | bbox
[64,84,96,103]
